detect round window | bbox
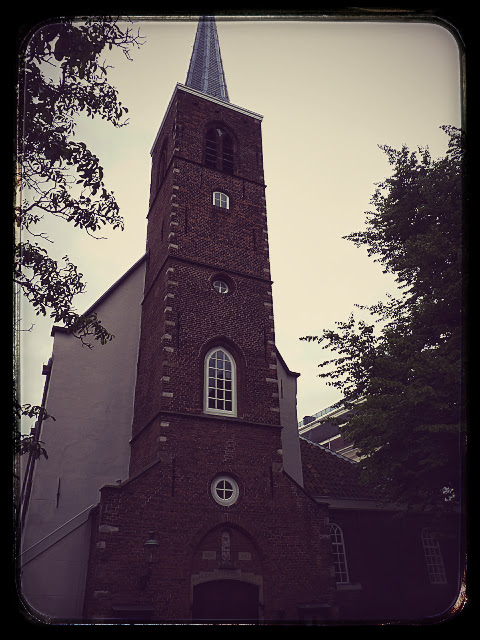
[213,279,229,294]
[211,475,239,506]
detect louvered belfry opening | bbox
[205,127,217,168]
[222,132,234,173]
[205,127,234,173]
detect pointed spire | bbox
[185,16,230,102]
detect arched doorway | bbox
[192,579,259,622]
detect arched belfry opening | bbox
[205,125,235,173]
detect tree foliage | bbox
[14,17,143,449]
[302,126,464,508]
[16,16,143,343]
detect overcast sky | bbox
[19,16,462,428]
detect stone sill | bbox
[336,583,362,591]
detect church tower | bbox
[128,15,280,476]
[82,18,334,622]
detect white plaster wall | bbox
[277,355,304,487]
[20,258,145,619]
[21,516,92,621]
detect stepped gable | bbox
[300,437,383,501]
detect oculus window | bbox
[211,475,239,506]
[213,279,229,294]
[210,273,234,295]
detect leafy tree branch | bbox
[15,17,143,438]
[301,126,465,509]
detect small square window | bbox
[213,191,229,209]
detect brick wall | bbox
[83,460,335,621]
[129,87,279,471]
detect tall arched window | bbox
[422,528,447,584]
[329,523,349,584]
[204,347,236,416]
[205,127,235,174]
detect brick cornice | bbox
[130,408,283,445]
[142,252,273,305]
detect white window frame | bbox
[330,523,350,584]
[213,279,229,294]
[213,191,229,209]
[422,528,447,584]
[211,475,239,506]
[204,347,237,416]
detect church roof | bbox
[185,16,230,102]
[300,437,383,502]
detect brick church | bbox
[19,18,462,624]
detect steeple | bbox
[185,16,230,102]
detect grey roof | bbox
[299,438,384,502]
[304,421,342,444]
[185,16,230,102]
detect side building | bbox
[300,438,462,621]
[299,404,361,461]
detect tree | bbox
[14,17,143,453]
[302,126,464,509]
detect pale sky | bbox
[19,17,462,428]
